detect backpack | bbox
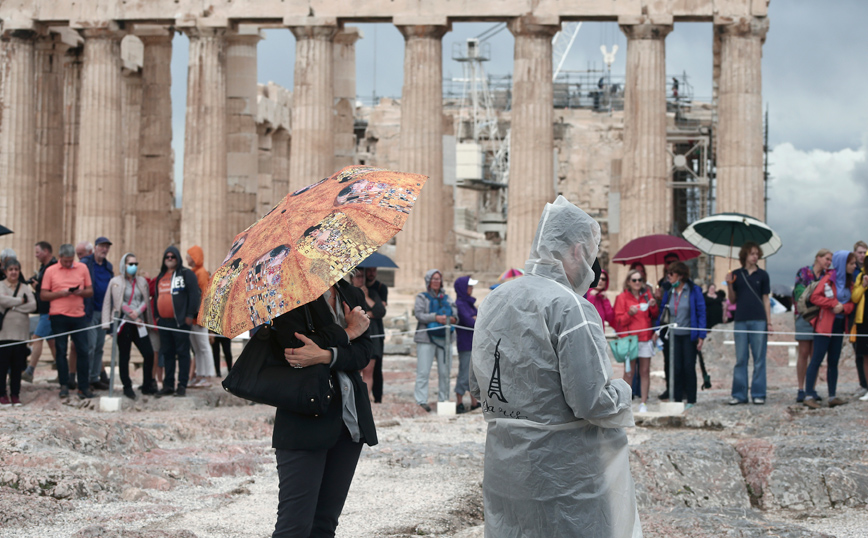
[423,292,454,338]
[796,279,822,322]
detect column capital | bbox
[714,16,769,41]
[334,26,364,46]
[1,28,38,40]
[181,26,227,39]
[132,24,173,43]
[396,24,450,41]
[227,23,264,44]
[34,31,71,53]
[79,25,126,41]
[289,25,339,41]
[618,15,673,40]
[508,15,559,39]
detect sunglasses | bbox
[127,262,139,266]
[164,255,176,260]
[630,278,643,282]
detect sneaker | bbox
[728,398,746,405]
[638,403,648,413]
[59,385,69,398]
[658,390,670,401]
[78,389,96,399]
[685,403,695,410]
[860,392,868,402]
[470,402,482,411]
[0,396,10,407]
[828,397,845,408]
[91,381,110,391]
[803,398,822,409]
[123,387,137,400]
[141,381,158,395]
[752,398,766,405]
[158,387,175,397]
[21,367,34,383]
[173,386,186,397]
[68,380,77,391]
[796,390,806,403]
[11,396,22,407]
[99,370,110,385]
[456,403,467,414]
[419,403,431,413]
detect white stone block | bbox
[657,402,686,415]
[437,401,456,416]
[99,397,122,412]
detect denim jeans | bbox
[415,339,451,405]
[805,317,845,399]
[731,320,767,401]
[88,311,107,382]
[454,350,472,396]
[50,314,91,391]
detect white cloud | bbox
[766,141,868,286]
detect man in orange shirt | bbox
[40,244,95,399]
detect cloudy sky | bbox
[169,0,868,287]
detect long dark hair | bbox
[846,252,856,289]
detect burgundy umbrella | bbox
[612,234,702,266]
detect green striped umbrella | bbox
[682,213,782,259]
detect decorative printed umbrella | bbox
[356,252,398,269]
[682,212,782,259]
[612,234,702,266]
[200,165,427,337]
[497,268,524,282]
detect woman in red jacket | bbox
[614,269,658,412]
[585,268,618,332]
[804,250,857,409]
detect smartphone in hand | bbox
[68,286,80,292]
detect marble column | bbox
[121,63,143,258]
[715,16,768,218]
[62,46,83,245]
[256,124,273,217]
[34,34,67,254]
[75,27,125,263]
[226,29,261,238]
[393,24,450,289]
[271,128,290,202]
[136,28,174,275]
[0,30,36,273]
[505,17,559,271]
[288,25,338,192]
[618,18,673,246]
[181,28,228,272]
[333,27,361,170]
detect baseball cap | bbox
[94,236,113,246]
[468,278,479,286]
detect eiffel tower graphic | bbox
[488,338,508,403]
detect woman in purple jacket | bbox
[454,275,480,413]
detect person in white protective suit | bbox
[470,196,642,538]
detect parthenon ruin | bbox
[0,1,768,289]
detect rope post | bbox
[668,323,677,400]
[444,316,453,386]
[109,319,119,397]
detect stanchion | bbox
[100,319,122,412]
[438,318,456,416]
[659,323,685,414]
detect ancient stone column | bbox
[505,17,559,271]
[618,17,673,247]
[181,28,228,272]
[333,27,362,170]
[136,27,174,275]
[393,23,450,289]
[62,46,83,245]
[75,27,125,263]
[0,30,36,273]
[256,124,273,217]
[34,33,67,254]
[288,24,338,192]
[715,16,768,218]
[271,128,290,202]
[226,28,261,238]
[121,59,143,258]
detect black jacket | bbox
[271,279,377,450]
[153,245,201,327]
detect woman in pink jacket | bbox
[614,269,658,412]
[585,268,618,331]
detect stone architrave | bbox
[505,16,559,271]
[135,27,174,275]
[393,23,450,289]
[226,27,261,238]
[34,33,67,254]
[333,27,361,170]
[288,24,338,192]
[181,27,228,272]
[121,58,143,258]
[62,45,83,245]
[74,26,125,265]
[618,17,673,248]
[0,30,36,273]
[256,124,273,217]
[271,128,290,202]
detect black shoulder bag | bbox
[221,304,335,416]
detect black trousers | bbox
[117,323,154,390]
[854,343,867,390]
[672,334,698,404]
[0,341,26,397]
[371,355,383,403]
[158,318,191,389]
[211,334,232,376]
[273,427,363,538]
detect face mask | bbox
[126,265,137,276]
[589,258,602,289]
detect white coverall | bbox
[470,196,642,538]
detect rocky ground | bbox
[2,312,868,537]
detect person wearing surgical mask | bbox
[470,196,641,538]
[101,253,157,399]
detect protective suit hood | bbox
[525,195,601,295]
